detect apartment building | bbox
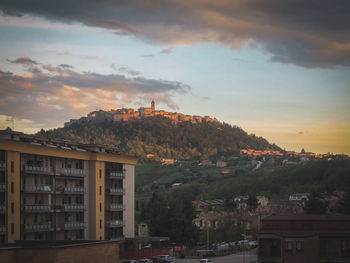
[258,214,350,263]
[0,129,137,243]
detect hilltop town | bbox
[64,100,214,127]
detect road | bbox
[175,250,257,263]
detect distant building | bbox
[289,193,309,201]
[216,161,227,167]
[258,214,350,263]
[162,158,175,165]
[138,223,149,237]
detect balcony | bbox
[0,183,6,192]
[107,220,125,228]
[0,225,6,234]
[108,188,125,195]
[108,204,125,211]
[63,204,85,211]
[57,168,84,177]
[24,204,52,212]
[24,165,53,174]
[108,172,125,179]
[0,205,5,213]
[64,187,84,194]
[25,223,51,232]
[0,162,5,170]
[23,185,52,193]
[64,222,85,230]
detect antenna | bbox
[6,117,15,130]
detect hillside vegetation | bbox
[44,116,280,160]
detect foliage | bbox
[43,117,279,160]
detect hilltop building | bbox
[0,129,137,243]
[64,101,214,127]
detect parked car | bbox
[200,259,213,263]
[121,260,139,263]
[139,259,153,263]
[157,255,173,263]
[150,257,162,263]
[248,240,257,248]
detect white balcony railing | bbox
[64,222,85,229]
[109,172,125,178]
[25,223,51,231]
[0,184,6,191]
[0,225,6,233]
[0,162,6,170]
[64,187,84,193]
[109,204,125,210]
[107,220,125,227]
[109,188,125,194]
[24,165,53,173]
[25,204,51,212]
[59,168,84,176]
[63,204,85,211]
[24,185,52,192]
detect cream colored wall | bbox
[123,164,134,238]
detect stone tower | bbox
[151,99,155,111]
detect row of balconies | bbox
[0,162,5,170]
[107,220,125,228]
[23,204,85,212]
[23,165,85,177]
[23,185,52,192]
[108,172,125,179]
[108,204,125,211]
[0,205,5,213]
[63,186,84,193]
[24,222,85,232]
[108,188,125,194]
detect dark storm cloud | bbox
[1,0,350,68]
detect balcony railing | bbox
[108,204,125,211]
[23,185,52,192]
[24,165,53,173]
[109,188,125,194]
[107,220,125,227]
[25,223,51,231]
[0,225,6,234]
[64,222,85,229]
[64,187,84,193]
[25,204,52,212]
[109,172,125,179]
[63,204,85,211]
[0,184,6,191]
[0,205,6,213]
[0,162,5,170]
[58,168,84,176]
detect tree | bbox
[304,193,329,214]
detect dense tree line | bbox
[43,117,279,160]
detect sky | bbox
[0,0,349,155]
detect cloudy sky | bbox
[0,0,349,154]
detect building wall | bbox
[123,164,134,238]
[6,151,20,243]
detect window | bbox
[11,224,14,234]
[11,203,14,214]
[99,186,102,195]
[100,220,102,228]
[296,241,304,254]
[285,241,293,252]
[99,169,101,178]
[342,240,350,257]
[100,203,102,212]
[11,182,14,193]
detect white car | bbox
[157,255,173,263]
[200,259,213,263]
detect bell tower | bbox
[151,100,155,111]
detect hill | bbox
[43,116,280,160]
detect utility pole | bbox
[207,225,209,250]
